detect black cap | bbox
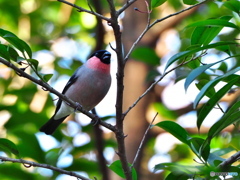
[90,50,111,64]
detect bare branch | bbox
[218,151,240,170]
[122,58,198,118]
[149,0,211,29]
[106,0,132,179]
[0,156,91,180]
[57,0,111,22]
[131,112,158,168]
[0,57,116,132]
[117,0,137,16]
[124,0,210,61]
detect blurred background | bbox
[0,0,239,179]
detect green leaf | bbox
[191,16,232,46]
[164,41,237,71]
[0,28,32,58]
[8,46,19,61]
[189,137,210,161]
[131,47,160,66]
[108,160,137,180]
[218,62,228,73]
[155,121,190,145]
[151,0,167,9]
[184,58,230,91]
[207,153,225,166]
[195,80,216,98]
[165,172,190,180]
[0,138,20,158]
[27,59,39,71]
[223,0,240,15]
[193,67,240,108]
[207,101,240,140]
[197,76,240,129]
[183,0,198,5]
[42,74,53,82]
[0,44,10,60]
[186,19,240,30]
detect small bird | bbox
[40,50,111,135]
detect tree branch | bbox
[0,57,116,133]
[149,0,211,29]
[0,156,91,180]
[218,151,240,170]
[106,0,132,179]
[122,57,201,118]
[57,0,111,22]
[124,0,210,62]
[117,0,137,16]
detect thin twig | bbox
[131,112,158,168]
[117,0,137,16]
[0,156,91,180]
[57,0,111,22]
[149,0,211,29]
[122,57,199,118]
[124,0,210,61]
[0,57,116,132]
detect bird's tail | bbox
[40,116,68,135]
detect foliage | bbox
[0,0,239,180]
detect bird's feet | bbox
[91,116,100,126]
[74,102,82,112]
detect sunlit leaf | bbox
[197,76,240,129]
[184,59,224,91]
[191,16,232,46]
[151,0,167,8]
[0,138,20,158]
[0,28,32,58]
[223,0,240,16]
[193,67,240,108]
[186,19,239,30]
[207,153,225,166]
[155,121,190,145]
[164,41,237,71]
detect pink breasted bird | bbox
[40,50,111,135]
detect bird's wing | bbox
[55,67,80,113]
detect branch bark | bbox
[57,0,111,22]
[0,156,91,180]
[218,151,240,170]
[0,57,116,133]
[106,0,132,179]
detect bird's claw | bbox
[91,117,100,126]
[74,102,82,112]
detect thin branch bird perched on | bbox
[40,50,111,135]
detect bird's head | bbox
[90,50,111,64]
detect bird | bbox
[40,50,111,135]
